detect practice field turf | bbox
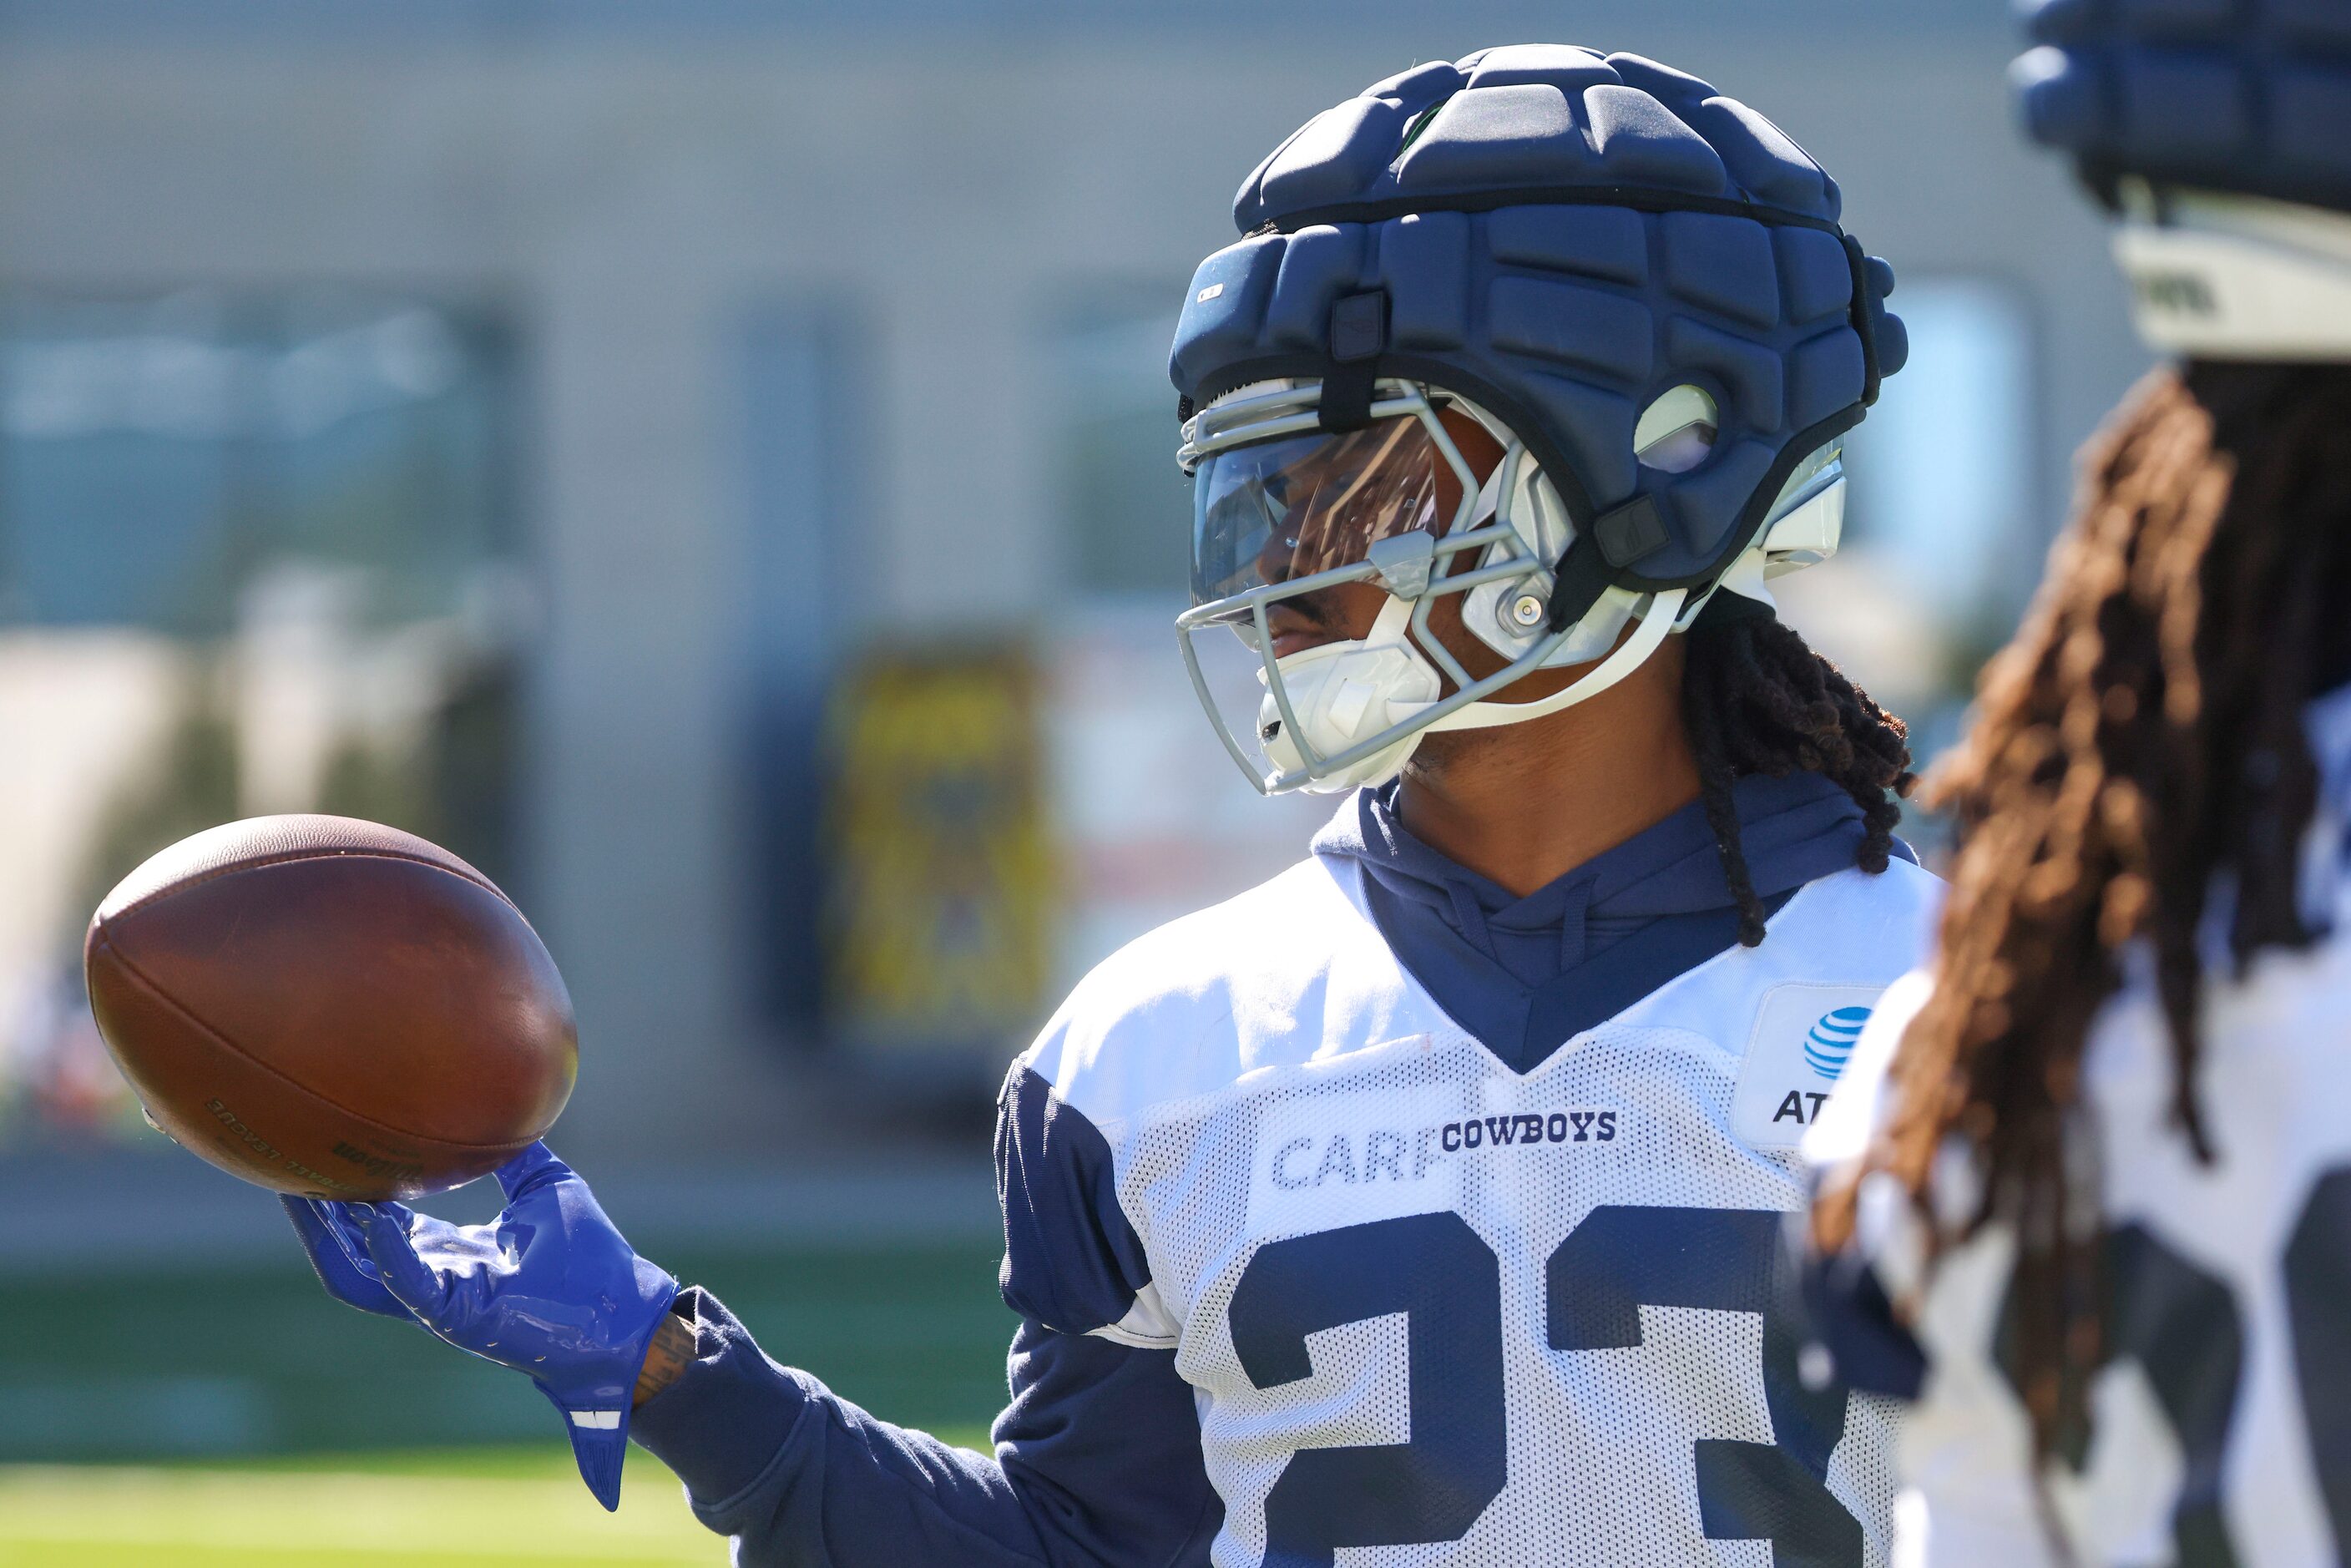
[0,1438,993,1565]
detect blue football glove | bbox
[281,1142,680,1510]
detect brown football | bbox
[83,815,578,1201]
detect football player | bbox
[1806,3,2351,1563]
[288,45,1939,1565]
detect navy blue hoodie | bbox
[1326,769,1907,1072]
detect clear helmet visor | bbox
[1189,414,1462,611]
[1173,379,1722,797]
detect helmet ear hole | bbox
[1634,384,1718,474]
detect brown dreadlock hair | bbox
[1816,360,2351,1462]
[1681,608,1918,943]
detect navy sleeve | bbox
[995,1319,1222,1562]
[626,1065,1220,1566]
[1799,1248,1929,1402]
[633,1287,1048,1565]
[632,1292,1220,1567]
[995,1062,1155,1333]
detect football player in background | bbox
[289,46,1938,1565]
[1807,3,2351,1563]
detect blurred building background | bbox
[0,0,2147,1466]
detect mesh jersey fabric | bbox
[1807,685,2351,1566]
[1170,45,1907,605]
[2015,0,2351,215]
[1020,838,1941,1565]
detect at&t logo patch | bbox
[1804,1006,1872,1081]
[1731,984,1886,1149]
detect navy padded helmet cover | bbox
[2015,0,2351,215]
[1170,45,1907,593]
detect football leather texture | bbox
[84,815,579,1201]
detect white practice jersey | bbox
[1020,847,1940,1566]
[1808,695,2351,1567]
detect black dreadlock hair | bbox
[1681,604,1917,943]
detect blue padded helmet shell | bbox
[2015,0,2351,215]
[1170,45,1906,621]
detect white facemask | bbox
[1176,378,1846,795]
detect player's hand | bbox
[283,1191,414,1319]
[281,1143,680,1510]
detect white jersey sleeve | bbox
[1812,902,2351,1567]
[1804,975,2060,1567]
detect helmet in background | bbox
[2015,0,2351,358]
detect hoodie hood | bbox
[1317,770,1884,964]
[1312,769,1906,1069]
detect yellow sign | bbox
[826,648,1054,1061]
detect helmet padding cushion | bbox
[1173,47,1902,599]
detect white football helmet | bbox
[2109,179,2351,361]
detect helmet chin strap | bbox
[1416,585,1691,735]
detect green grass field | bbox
[0,1436,993,1565]
[0,1235,1013,1562]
